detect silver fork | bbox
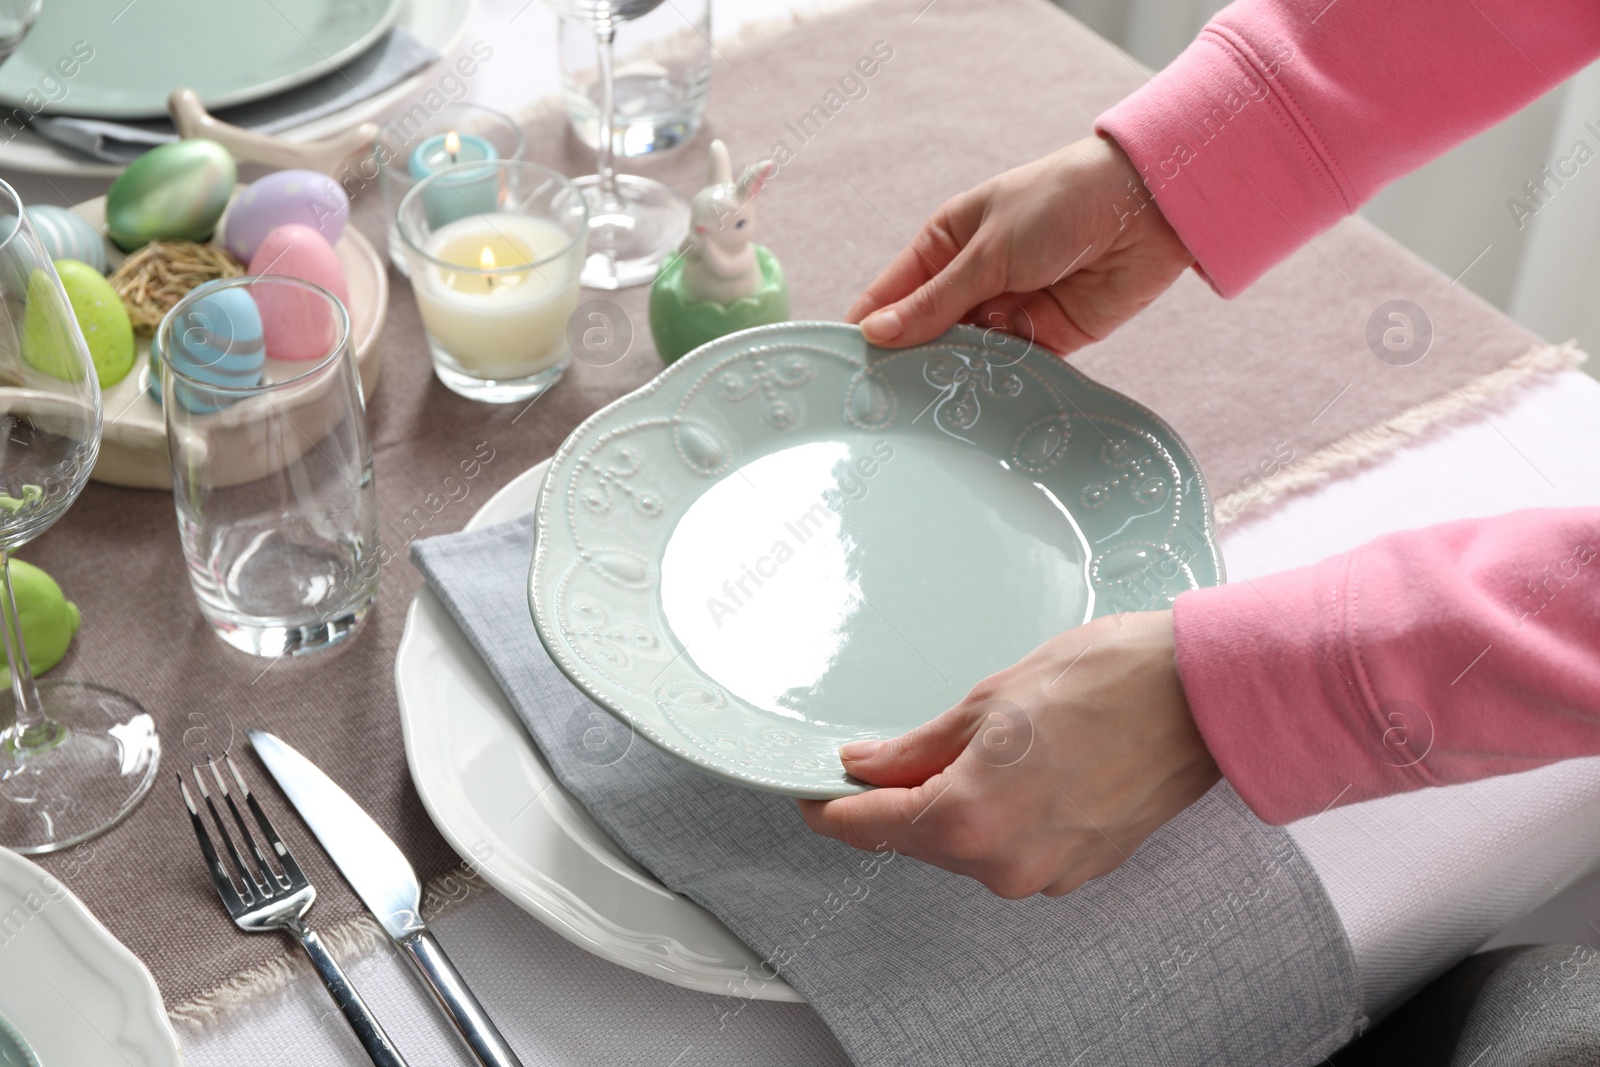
[179,758,410,1067]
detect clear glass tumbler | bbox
[373,102,527,276]
[559,0,711,157]
[157,277,379,657]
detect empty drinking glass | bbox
[157,277,379,657]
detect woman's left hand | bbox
[798,610,1221,898]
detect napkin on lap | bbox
[30,29,439,164]
[413,515,1364,1067]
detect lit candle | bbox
[412,213,580,380]
[409,129,499,226]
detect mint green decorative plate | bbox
[0,0,401,119]
[530,322,1223,797]
[0,1010,38,1067]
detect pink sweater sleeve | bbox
[1095,0,1600,295]
[1173,509,1600,825]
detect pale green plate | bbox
[530,322,1223,798]
[0,1010,38,1067]
[0,0,401,119]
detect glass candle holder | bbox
[398,160,588,405]
[157,276,380,658]
[374,102,526,275]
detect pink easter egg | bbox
[249,224,349,361]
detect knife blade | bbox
[249,728,524,1067]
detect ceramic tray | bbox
[69,194,387,490]
[0,0,401,119]
[0,846,182,1066]
[531,322,1223,798]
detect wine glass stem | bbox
[594,17,623,213]
[0,549,49,753]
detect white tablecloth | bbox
[143,0,1600,1060]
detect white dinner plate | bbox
[0,846,183,1066]
[0,0,475,178]
[397,459,800,1002]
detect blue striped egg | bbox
[27,205,108,273]
[150,286,265,413]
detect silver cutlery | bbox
[248,729,524,1067]
[178,759,409,1067]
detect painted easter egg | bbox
[19,267,88,382]
[27,206,108,273]
[54,259,135,387]
[223,170,348,263]
[105,139,237,251]
[0,559,81,685]
[152,284,265,414]
[249,224,348,361]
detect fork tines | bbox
[179,756,305,914]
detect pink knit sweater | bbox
[1096,0,1600,824]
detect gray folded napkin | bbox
[412,514,1365,1066]
[30,28,439,164]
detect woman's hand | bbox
[798,611,1220,898]
[845,135,1195,353]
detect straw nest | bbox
[109,241,246,332]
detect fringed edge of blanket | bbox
[165,865,491,1032]
[1214,341,1587,528]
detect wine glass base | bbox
[574,173,691,290]
[0,681,159,855]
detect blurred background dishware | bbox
[398,159,587,404]
[158,276,379,658]
[375,102,526,275]
[541,0,690,289]
[0,182,158,855]
[558,0,710,157]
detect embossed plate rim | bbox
[530,321,1223,798]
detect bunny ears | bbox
[706,138,776,204]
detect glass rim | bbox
[375,101,528,158]
[396,159,588,276]
[156,275,352,394]
[0,178,28,258]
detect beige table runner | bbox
[20,0,1573,1021]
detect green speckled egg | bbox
[105,139,236,251]
[0,559,81,686]
[19,267,87,383]
[55,259,135,387]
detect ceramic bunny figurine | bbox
[649,139,790,364]
[680,140,776,305]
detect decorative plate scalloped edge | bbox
[530,322,1223,798]
[0,847,182,1066]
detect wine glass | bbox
[0,0,39,64]
[0,181,159,854]
[544,0,690,289]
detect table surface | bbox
[13,0,1600,1061]
[180,364,1600,1064]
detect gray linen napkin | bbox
[412,515,1366,1066]
[30,29,438,164]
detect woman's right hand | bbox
[845,135,1196,353]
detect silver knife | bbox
[249,729,525,1067]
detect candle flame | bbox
[445,130,461,156]
[479,245,496,271]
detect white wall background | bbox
[1057,0,1600,380]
